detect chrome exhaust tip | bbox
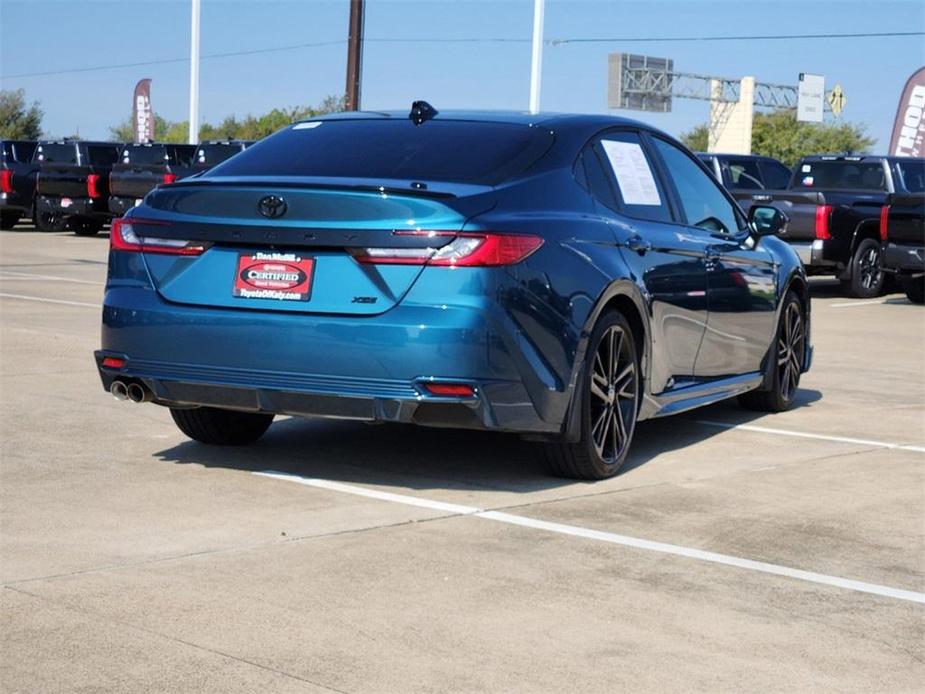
[126,382,152,403]
[110,381,129,401]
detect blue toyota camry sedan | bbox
[96,105,812,479]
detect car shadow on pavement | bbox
[153,388,823,493]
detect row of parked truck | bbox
[1,136,922,302]
[0,139,250,234]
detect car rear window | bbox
[896,160,925,193]
[794,161,886,191]
[9,142,37,163]
[122,145,170,165]
[196,144,244,166]
[207,120,555,185]
[36,143,78,164]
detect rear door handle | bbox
[625,235,652,255]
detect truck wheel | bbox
[535,311,640,480]
[71,218,102,236]
[902,276,924,304]
[739,291,805,412]
[841,238,884,299]
[35,208,65,232]
[0,211,21,230]
[170,407,274,445]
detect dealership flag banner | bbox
[890,67,925,158]
[133,78,154,143]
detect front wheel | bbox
[902,276,924,304]
[739,291,806,412]
[170,407,274,445]
[841,238,884,299]
[536,311,640,480]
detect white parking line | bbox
[0,292,100,309]
[696,420,925,453]
[253,471,925,604]
[0,271,104,286]
[830,299,889,308]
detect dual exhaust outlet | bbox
[110,380,153,404]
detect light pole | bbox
[345,0,365,111]
[188,0,201,144]
[528,0,545,114]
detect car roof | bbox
[695,152,778,161]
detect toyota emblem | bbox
[257,195,287,219]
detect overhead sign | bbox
[132,78,154,143]
[890,67,925,158]
[827,84,846,117]
[797,73,825,123]
[608,53,674,113]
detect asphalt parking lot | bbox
[1,225,923,693]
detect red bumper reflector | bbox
[102,357,126,369]
[423,383,475,397]
[879,204,890,241]
[814,204,833,240]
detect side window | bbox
[596,131,672,223]
[759,159,792,190]
[725,159,764,190]
[580,147,620,210]
[651,137,744,234]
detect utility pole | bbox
[345,0,365,111]
[528,0,545,114]
[188,0,201,144]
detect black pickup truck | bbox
[737,155,925,298]
[880,191,925,304]
[35,141,123,236]
[698,152,793,194]
[0,140,39,229]
[109,143,197,217]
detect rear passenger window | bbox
[726,159,763,190]
[651,137,744,234]
[595,132,672,223]
[580,148,620,210]
[759,159,792,189]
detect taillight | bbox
[422,382,475,397]
[162,172,177,185]
[0,169,12,194]
[351,232,544,267]
[814,204,833,240]
[110,217,209,256]
[87,174,101,199]
[879,205,890,241]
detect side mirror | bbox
[749,205,788,237]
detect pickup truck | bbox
[108,143,197,217]
[35,141,123,236]
[0,139,38,230]
[737,155,925,298]
[880,191,925,304]
[698,152,793,196]
[191,140,252,173]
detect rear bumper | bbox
[788,240,839,271]
[882,242,924,276]
[96,287,560,434]
[36,194,112,219]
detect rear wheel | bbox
[71,218,102,236]
[739,291,805,412]
[0,211,21,230]
[170,407,274,445]
[902,276,924,304]
[536,311,640,480]
[34,208,65,232]
[841,237,883,298]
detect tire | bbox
[170,407,274,445]
[739,291,806,412]
[71,218,102,236]
[34,207,66,232]
[536,311,640,480]
[902,276,924,304]
[0,211,21,230]
[841,237,884,299]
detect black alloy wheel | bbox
[537,311,640,480]
[842,238,884,299]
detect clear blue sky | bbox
[1,0,923,147]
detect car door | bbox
[649,136,778,379]
[581,130,709,393]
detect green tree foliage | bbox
[108,96,346,144]
[0,89,44,139]
[680,111,876,166]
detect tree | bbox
[0,89,43,139]
[108,95,345,144]
[680,111,875,166]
